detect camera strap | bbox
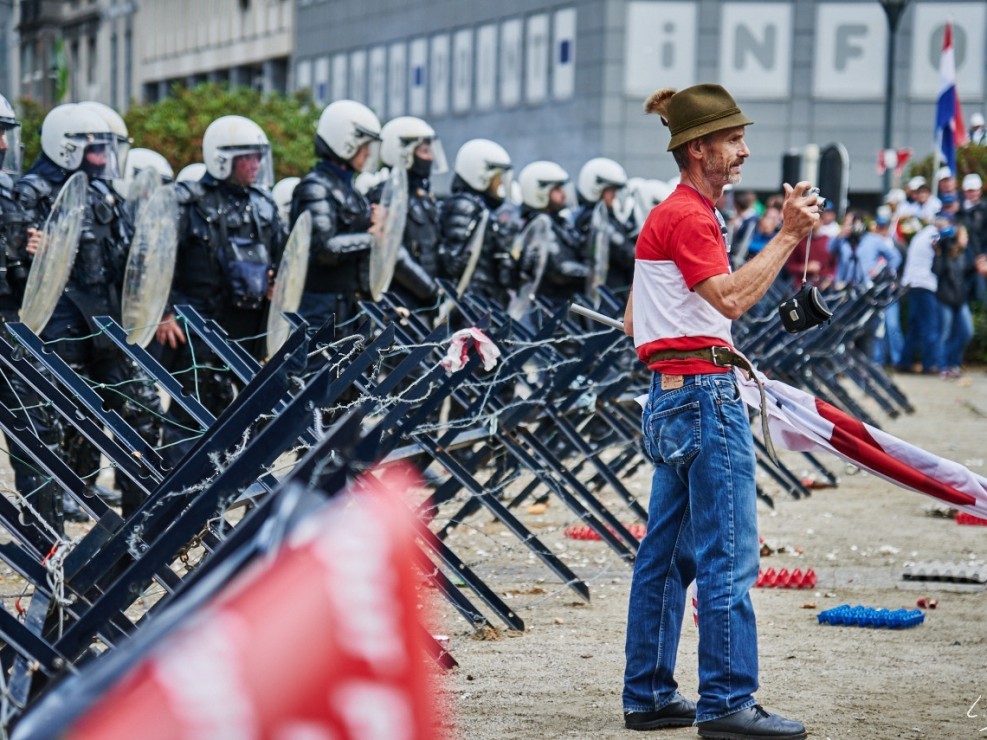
[646,345,777,462]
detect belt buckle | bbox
[710,346,730,367]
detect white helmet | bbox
[316,100,381,164]
[114,147,175,198]
[519,160,569,210]
[0,93,22,176]
[202,115,273,187]
[41,103,117,174]
[379,116,448,174]
[454,138,513,199]
[272,176,300,223]
[176,162,207,183]
[577,157,628,203]
[79,100,131,172]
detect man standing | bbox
[622,84,817,739]
[156,115,284,466]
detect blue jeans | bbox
[624,371,760,723]
[873,301,903,367]
[937,301,973,370]
[899,288,940,372]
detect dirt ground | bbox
[430,370,987,740]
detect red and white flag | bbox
[737,372,987,518]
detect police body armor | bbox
[573,201,636,291]
[520,207,589,304]
[16,160,133,327]
[368,171,439,303]
[290,159,373,298]
[0,173,30,306]
[438,182,518,303]
[173,173,282,323]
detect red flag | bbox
[68,467,443,740]
[737,372,987,517]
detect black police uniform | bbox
[16,155,164,518]
[573,200,637,292]
[0,171,64,530]
[158,172,284,467]
[518,205,589,305]
[367,165,439,310]
[290,158,373,330]
[437,175,519,306]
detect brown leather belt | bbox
[646,346,776,462]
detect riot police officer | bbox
[437,139,518,307]
[368,116,446,310]
[0,93,64,531]
[516,160,589,305]
[290,100,381,330]
[573,157,636,292]
[156,115,284,467]
[15,102,163,519]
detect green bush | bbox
[907,143,987,187]
[17,83,321,181]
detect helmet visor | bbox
[406,137,448,175]
[489,166,514,202]
[221,145,274,189]
[76,131,122,179]
[0,123,22,176]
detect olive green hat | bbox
[644,84,753,151]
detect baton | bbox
[568,303,625,332]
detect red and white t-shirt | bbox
[632,184,734,375]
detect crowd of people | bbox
[720,165,987,379]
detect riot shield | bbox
[368,166,408,301]
[434,209,490,326]
[586,200,611,303]
[128,167,161,223]
[455,209,490,296]
[507,214,554,321]
[120,184,180,347]
[266,211,312,358]
[19,171,88,334]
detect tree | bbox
[17,84,321,181]
[124,83,320,180]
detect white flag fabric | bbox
[736,370,987,518]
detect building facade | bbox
[14,0,138,109]
[137,0,293,103]
[293,0,987,195]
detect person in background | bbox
[959,173,987,302]
[745,206,780,259]
[932,215,981,379]
[897,214,946,374]
[968,112,986,146]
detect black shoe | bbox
[62,496,89,524]
[697,705,805,739]
[624,693,696,730]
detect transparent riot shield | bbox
[19,171,89,334]
[266,210,312,358]
[120,185,179,347]
[586,200,612,303]
[128,167,161,224]
[368,166,408,301]
[507,214,554,321]
[455,209,489,297]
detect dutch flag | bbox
[935,21,968,175]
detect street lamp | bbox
[880,0,911,194]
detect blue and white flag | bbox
[935,21,968,175]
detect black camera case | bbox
[779,284,833,333]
